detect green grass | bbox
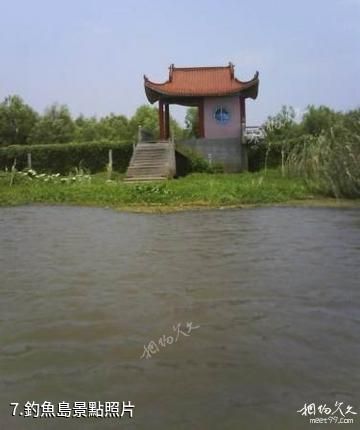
[0,169,357,212]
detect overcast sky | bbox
[0,0,359,125]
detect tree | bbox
[170,116,185,141]
[184,107,199,138]
[263,105,298,140]
[0,95,38,146]
[29,104,75,144]
[74,115,100,142]
[128,104,185,141]
[129,105,159,140]
[98,114,131,141]
[302,105,339,136]
[343,108,360,134]
[263,106,300,174]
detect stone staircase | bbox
[124,141,176,182]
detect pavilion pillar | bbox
[198,100,205,138]
[164,103,170,140]
[159,100,165,140]
[239,96,248,170]
[239,97,246,143]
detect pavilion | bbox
[126,63,260,180]
[143,63,259,172]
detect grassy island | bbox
[1,169,359,213]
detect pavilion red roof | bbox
[144,63,259,103]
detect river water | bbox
[0,205,359,429]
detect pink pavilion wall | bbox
[203,96,241,139]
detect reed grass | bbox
[285,130,360,198]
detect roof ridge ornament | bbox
[228,62,235,78]
[169,63,175,82]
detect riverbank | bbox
[0,170,359,212]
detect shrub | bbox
[0,140,133,174]
[175,144,221,173]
